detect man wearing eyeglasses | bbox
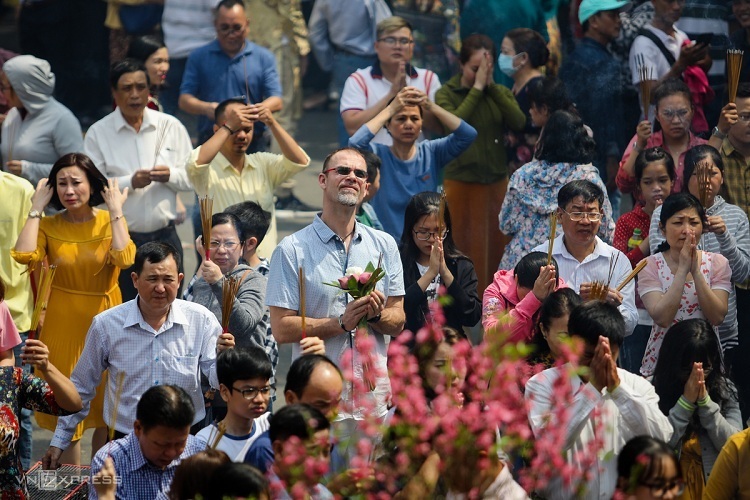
[533,180,638,336]
[340,16,441,146]
[179,0,283,149]
[267,147,405,468]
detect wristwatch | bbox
[338,314,349,332]
[28,210,42,219]
[367,313,382,324]
[712,126,728,140]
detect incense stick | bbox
[727,49,744,104]
[589,253,620,301]
[696,160,711,207]
[207,421,227,450]
[636,54,654,122]
[199,196,213,260]
[437,191,447,237]
[547,213,557,266]
[221,275,242,332]
[299,266,307,339]
[153,121,172,166]
[107,371,126,456]
[616,259,648,292]
[28,265,57,340]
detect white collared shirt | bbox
[525,365,673,500]
[533,235,639,335]
[84,107,193,232]
[50,298,222,450]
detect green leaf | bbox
[364,261,375,272]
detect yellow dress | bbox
[11,209,135,440]
[678,434,704,500]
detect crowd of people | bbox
[3,0,750,498]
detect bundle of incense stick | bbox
[636,54,654,122]
[207,421,227,450]
[221,275,242,332]
[727,49,744,103]
[696,160,711,207]
[29,265,57,340]
[199,196,214,259]
[589,253,620,301]
[437,191,447,237]
[153,121,173,165]
[617,259,648,292]
[299,266,307,339]
[547,213,557,266]
[107,372,126,454]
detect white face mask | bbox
[497,53,524,77]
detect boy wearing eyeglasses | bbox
[196,346,274,461]
[532,180,638,336]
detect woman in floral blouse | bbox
[1,276,82,498]
[498,109,615,270]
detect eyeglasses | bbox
[561,209,602,222]
[209,240,240,251]
[659,108,691,120]
[413,229,449,241]
[232,385,275,400]
[323,166,368,180]
[643,479,685,497]
[218,23,245,35]
[378,37,414,47]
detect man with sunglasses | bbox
[186,97,310,260]
[533,180,638,335]
[179,0,283,149]
[267,147,405,469]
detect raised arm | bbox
[196,104,256,165]
[255,105,308,165]
[14,179,52,254]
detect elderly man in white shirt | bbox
[525,301,672,500]
[533,180,638,335]
[85,58,194,301]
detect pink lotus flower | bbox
[358,272,372,284]
[337,276,350,289]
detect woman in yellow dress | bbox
[12,152,135,465]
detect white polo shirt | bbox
[628,24,689,86]
[340,61,441,145]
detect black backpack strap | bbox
[637,27,677,67]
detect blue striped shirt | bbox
[267,216,404,419]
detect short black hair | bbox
[224,202,271,245]
[527,76,573,116]
[567,301,625,349]
[656,193,706,253]
[126,35,165,63]
[653,78,692,109]
[285,354,342,398]
[217,346,273,389]
[514,251,559,289]
[617,436,681,495]
[136,385,195,431]
[269,403,330,444]
[214,98,246,124]
[535,110,596,164]
[211,212,245,243]
[205,463,269,500]
[736,82,750,99]
[134,241,181,275]
[214,0,244,13]
[110,58,149,89]
[47,153,108,211]
[321,147,366,172]
[634,146,676,183]
[360,149,382,183]
[557,179,604,212]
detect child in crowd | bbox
[483,251,564,343]
[527,288,581,368]
[205,462,270,500]
[639,193,731,377]
[613,147,675,373]
[400,192,482,336]
[652,319,742,498]
[166,449,230,500]
[616,436,685,499]
[196,346,274,461]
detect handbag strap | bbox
[637,28,677,67]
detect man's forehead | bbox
[330,151,365,168]
[140,258,178,275]
[118,71,147,85]
[565,196,601,210]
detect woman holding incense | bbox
[648,146,750,364]
[616,79,706,195]
[434,34,525,291]
[651,319,742,500]
[498,109,615,270]
[11,153,134,465]
[0,277,83,497]
[614,147,675,373]
[399,192,482,337]
[638,193,731,377]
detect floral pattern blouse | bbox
[498,159,616,270]
[1,367,72,498]
[638,252,732,377]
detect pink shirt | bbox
[0,301,22,352]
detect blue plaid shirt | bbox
[89,432,203,500]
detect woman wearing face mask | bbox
[434,34,526,290]
[617,78,707,195]
[499,28,550,173]
[648,145,750,363]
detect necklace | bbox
[338,227,355,241]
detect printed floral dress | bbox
[638,252,732,377]
[1,367,73,499]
